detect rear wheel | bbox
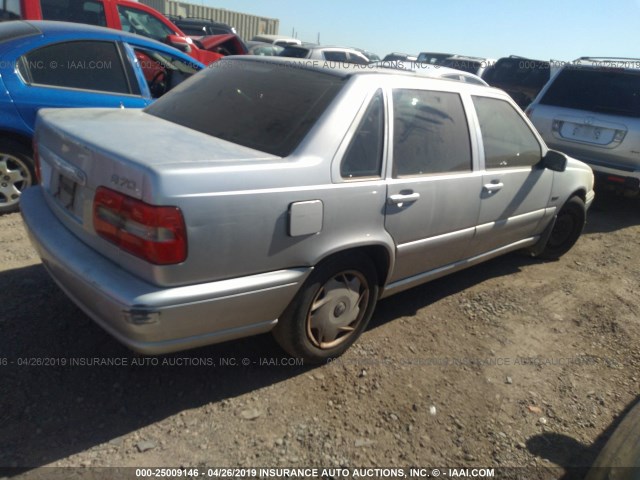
[273,252,379,364]
[538,196,586,260]
[0,140,35,215]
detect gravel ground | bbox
[1,190,639,479]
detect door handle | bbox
[388,192,420,206]
[483,182,504,193]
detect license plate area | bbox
[559,123,615,145]
[53,174,78,212]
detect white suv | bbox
[527,57,640,194]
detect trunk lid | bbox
[35,108,278,284]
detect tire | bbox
[537,196,586,260]
[0,140,35,215]
[585,400,640,478]
[273,252,379,364]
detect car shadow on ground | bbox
[0,253,534,471]
[585,188,640,234]
[526,395,640,480]
[0,263,306,470]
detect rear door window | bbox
[0,0,21,21]
[473,96,541,169]
[41,0,107,26]
[18,41,131,94]
[392,89,472,177]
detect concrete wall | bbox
[138,0,279,40]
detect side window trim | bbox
[116,41,142,96]
[122,42,152,99]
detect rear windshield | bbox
[483,58,549,89]
[0,0,21,21]
[278,46,310,59]
[540,67,640,118]
[145,59,346,157]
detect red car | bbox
[2,0,245,64]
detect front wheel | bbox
[0,140,35,215]
[537,196,586,260]
[273,252,379,364]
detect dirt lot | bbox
[1,190,639,479]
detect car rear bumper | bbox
[590,165,640,191]
[20,187,311,355]
[545,143,640,191]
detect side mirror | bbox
[541,150,567,172]
[166,35,191,53]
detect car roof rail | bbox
[185,16,224,23]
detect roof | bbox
[224,56,492,86]
[572,56,640,70]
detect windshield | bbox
[540,67,640,118]
[145,59,346,157]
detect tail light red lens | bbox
[93,187,187,265]
[33,140,41,183]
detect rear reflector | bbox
[33,140,41,184]
[606,175,626,184]
[93,187,187,265]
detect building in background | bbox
[138,0,278,40]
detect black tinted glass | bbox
[42,0,106,26]
[341,90,384,178]
[177,26,206,36]
[540,67,640,118]
[146,59,346,157]
[484,58,549,88]
[278,46,309,59]
[19,41,129,94]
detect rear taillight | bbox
[33,140,41,183]
[93,187,187,265]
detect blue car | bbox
[0,20,204,213]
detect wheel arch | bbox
[0,130,33,153]
[313,243,393,294]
